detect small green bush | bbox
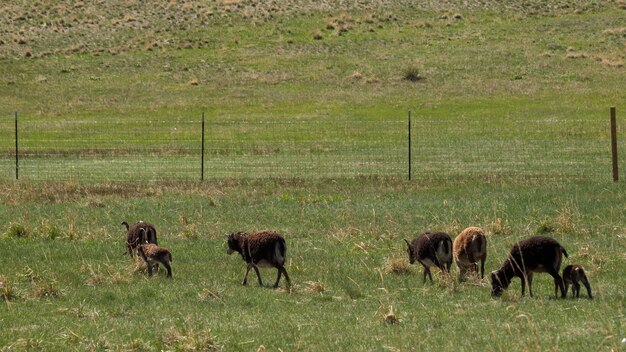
[5,223,28,238]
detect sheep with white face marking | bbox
[563,264,593,299]
[453,227,487,281]
[136,228,171,278]
[121,220,157,257]
[404,232,453,283]
[226,231,291,289]
[491,236,568,298]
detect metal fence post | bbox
[408,111,412,180]
[15,112,19,180]
[201,112,205,181]
[611,107,618,182]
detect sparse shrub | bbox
[350,71,363,80]
[5,222,28,238]
[488,217,511,236]
[198,288,221,301]
[382,305,399,324]
[179,223,199,239]
[536,219,556,234]
[38,220,63,240]
[304,280,326,295]
[402,65,423,82]
[383,257,411,274]
[0,276,19,302]
[32,276,61,299]
[162,326,222,351]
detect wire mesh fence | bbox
[0,112,617,182]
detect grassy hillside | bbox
[0,1,625,351]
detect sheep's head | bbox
[404,239,416,264]
[490,269,508,297]
[226,232,246,255]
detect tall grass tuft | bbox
[0,276,20,302]
[162,326,222,351]
[5,222,28,238]
[383,257,411,275]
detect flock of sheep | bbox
[122,221,592,299]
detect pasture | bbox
[1,0,625,351]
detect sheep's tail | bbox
[561,246,568,258]
[276,238,287,265]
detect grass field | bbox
[1,0,626,351]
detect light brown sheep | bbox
[453,227,487,281]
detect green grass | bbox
[1,179,625,351]
[0,0,625,350]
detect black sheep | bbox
[226,231,291,289]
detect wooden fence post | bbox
[610,107,618,182]
[15,112,19,180]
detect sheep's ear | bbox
[404,239,410,247]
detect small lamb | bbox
[453,226,487,281]
[562,264,593,299]
[491,236,567,298]
[137,229,172,278]
[404,232,453,283]
[226,231,291,289]
[121,220,158,257]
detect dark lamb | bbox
[121,220,158,257]
[491,236,568,298]
[404,232,453,283]
[563,264,593,299]
[226,231,291,289]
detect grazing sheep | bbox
[226,231,291,289]
[453,227,487,281]
[137,229,172,278]
[491,236,568,298]
[404,232,453,283]
[563,264,593,299]
[121,220,157,257]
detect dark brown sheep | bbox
[491,236,568,298]
[563,264,593,299]
[226,231,291,289]
[121,220,158,257]
[404,232,453,283]
[453,227,487,281]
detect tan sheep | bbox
[453,227,487,281]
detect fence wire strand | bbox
[0,114,617,182]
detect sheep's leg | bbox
[242,264,253,285]
[146,262,153,277]
[281,267,291,288]
[527,273,534,298]
[273,267,283,288]
[421,265,432,283]
[160,260,172,278]
[480,254,486,279]
[581,277,593,299]
[520,275,527,296]
[252,264,263,287]
[458,266,466,282]
[426,267,433,283]
[573,281,580,298]
[564,282,570,298]
[547,268,565,299]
